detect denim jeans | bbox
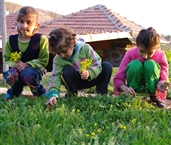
[61,61,113,95]
[4,67,47,97]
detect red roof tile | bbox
[0,9,54,37]
[39,4,145,41]
[1,4,168,43]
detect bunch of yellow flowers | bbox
[10,51,22,62]
[80,59,92,72]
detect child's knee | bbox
[20,69,38,84]
[3,68,19,86]
[127,60,142,72]
[62,66,75,77]
[102,61,113,73]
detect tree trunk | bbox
[0,0,8,75]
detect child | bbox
[113,27,168,108]
[71,33,77,46]
[46,27,113,107]
[3,6,49,99]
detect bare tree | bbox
[0,0,8,74]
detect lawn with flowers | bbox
[0,67,171,144]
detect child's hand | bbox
[119,84,136,96]
[79,70,89,80]
[15,61,30,72]
[46,97,57,107]
[157,81,168,92]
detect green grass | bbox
[0,68,171,144]
[0,95,170,144]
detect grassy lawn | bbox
[0,68,171,144]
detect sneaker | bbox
[4,93,14,100]
[156,101,166,108]
[149,95,166,108]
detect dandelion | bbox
[77,109,80,113]
[10,51,22,62]
[79,116,84,119]
[131,119,136,124]
[86,134,90,137]
[80,59,92,72]
[94,123,97,126]
[97,129,101,133]
[91,132,95,136]
[120,125,126,130]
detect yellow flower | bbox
[80,59,92,72]
[97,129,101,133]
[86,134,89,137]
[79,116,84,119]
[120,125,126,130]
[94,123,97,126]
[91,132,95,136]
[131,119,136,124]
[77,109,80,113]
[164,78,170,87]
[10,51,22,62]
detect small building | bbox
[39,4,167,71]
[0,4,169,72]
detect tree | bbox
[0,0,8,74]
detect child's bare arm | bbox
[119,84,136,96]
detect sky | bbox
[6,0,171,35]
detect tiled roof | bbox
[39,4,145,42]
[0,9,54,37]
[0,4,168,43]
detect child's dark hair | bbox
[48,27,73,53]
[16,6,38,22]
[136,27,160,49]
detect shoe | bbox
[4,93,14,100]
[149,94,166,108]
[156,101,166,108]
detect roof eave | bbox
[160,40,170,44]
[77,32,134,43]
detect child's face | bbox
[17,14,39,39]
[138,45,156,60]
[56,46,74,59]
[71,36,77,45]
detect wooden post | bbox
[0,0,8,74]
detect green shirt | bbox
[48,40,102,99]
[4,35,49,68]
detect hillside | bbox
[5,2,62,19]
